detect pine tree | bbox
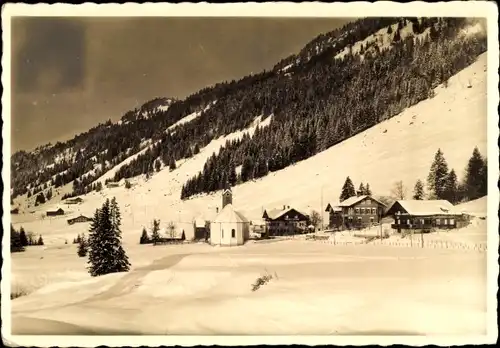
[339,176,356,202]
[229,163,237,187]
[193,144,200,155]
[19,227,28,247]
[109,197,130,272]
[464,147,487,200]
[87,199,131,277]
[358,183,365,197]
[443,169,458,204]
[427,149,449,199]
[364,183,372,196]
[37,235,44,246]
[78,234,88,257]
[169,157,177,171]
[151,219,161,245]
[11,224,25,253]
[413,179,425,200]
[140,227,150,244]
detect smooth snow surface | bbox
[11,241,486,335]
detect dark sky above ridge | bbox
[11,17,351,153]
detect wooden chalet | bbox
[46,207,65,217]
[262,205,309,236]
[326,195,386,230]
[67,215,92,225]
[65,197,83,204]
[385,200,470,232]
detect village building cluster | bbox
[36,186,471,248]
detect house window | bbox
[370,217,374,223]
[231,229,236,238]
[372,208,376,215]
[450,218,455,225]
[443,219,448,225]
[355,208,359,214]
[436,219,440,225]
[360,208,364,214]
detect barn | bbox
[46,206,65,217]
[67,215,92,225]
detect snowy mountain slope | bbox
[12,52,487,245]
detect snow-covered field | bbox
[10,240,487,335]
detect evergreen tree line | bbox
[411,146,487,203]
[339,177,373,202]
[87,197,131,277]
[10,225,44,252]
[139,219,185,245]
[180,18,486,199]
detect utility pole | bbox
[320,185,324,231]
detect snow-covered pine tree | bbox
[87,198,131,277]
[109,197,131,273]
[37,235,44,246]
[87,207,105,276]
[339,176,356,202]
[427,148,449,199]
[413,179,425,200]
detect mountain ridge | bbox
[10,17,487,210]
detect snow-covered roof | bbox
[251,219,266,226]
[212,204,249,224]
[194,216,207,228]
[337,195,386,208]
[388,200,460,216]
[263,207,308,220]
[46,205,64,212]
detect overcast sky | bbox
[11,17,351,153]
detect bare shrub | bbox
[251,270,277,292]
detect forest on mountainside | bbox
[10,17,486,204]
[179,17,486,199]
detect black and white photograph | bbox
[1,2,498,346]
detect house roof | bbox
[212,204,249,224]
[337,195,387,208]
[47,205,64,212]
[387,200,459,216]
[194,216,207,228]
[325,203,342,212]
[263,207,308,220]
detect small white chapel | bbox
[210,188,250,246]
